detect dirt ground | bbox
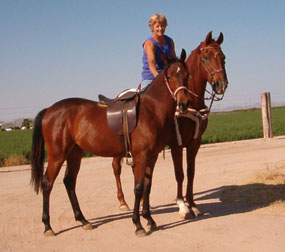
[1,136,285,252]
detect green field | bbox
[1,107,285,167]
[0,130,33,166]
[202,106,285,144]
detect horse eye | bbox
[203,55,210,61]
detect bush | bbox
[0,155,28,167]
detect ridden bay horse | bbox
[30,50,190,237]
[112,31,228,218]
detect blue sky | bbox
[1,0,284,121]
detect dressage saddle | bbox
[98,87,141,165]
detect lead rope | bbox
[174,115,182,146]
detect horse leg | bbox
[63,145,92,230]
[170,146,190,219]
[132,156,147,237]
[185,141,203,217]
[142,155,158,232]
[42,158,65,236]
[112,157,130,211]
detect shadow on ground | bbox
[56,183,285,235]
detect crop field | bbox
[202,106,285,144]
[0,106,285,167]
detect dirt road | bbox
[1,136,285,252]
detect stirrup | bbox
[126,152,134,166]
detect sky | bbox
[1,0,285,122]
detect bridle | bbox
[185,46,226,110]
[200,46,225,87]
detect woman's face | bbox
[152,22,166,36]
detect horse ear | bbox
[180,48,186,62]
[205,31,213,45]
[216,32,224,45]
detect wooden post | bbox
[261,92,273,138]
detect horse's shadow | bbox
[155,183,285,231]
[56,183,285,235]
[56,211,133,236]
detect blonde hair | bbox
[148,14,168,31]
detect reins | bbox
[184,83,224,113]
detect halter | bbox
[164,75,189,101]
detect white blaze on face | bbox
[176,66,181,74]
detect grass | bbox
[0,129,92,167]
[202,106,285,144]
[0,130,32,166]
[0,106,285,167]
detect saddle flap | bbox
[107,97,138,135]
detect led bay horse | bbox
[112,31,228,218]
[30,51,190,237]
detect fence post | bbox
[261,92,273,138]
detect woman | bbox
[141,14,176,91]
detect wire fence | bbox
[0,93,284,124]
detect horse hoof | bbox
[179,211,189,219]
[135,228,147,237]
[147,223,157,232]
[119,204,131,211]
[177,198,190,219]
[191,206,203,217]
[44,229,55,237]
[82,223,93,231]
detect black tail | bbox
[30,109,47,194]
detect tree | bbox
[21,119,33,129]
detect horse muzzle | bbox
[177,100,189,113]
[212,79,228,95]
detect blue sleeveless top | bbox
[141,35,172,80]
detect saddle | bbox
[98,86,141,166]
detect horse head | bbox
[164,49,189,112]
[200,31,228,95]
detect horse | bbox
[30,50,190,237]
[111,31,228,218]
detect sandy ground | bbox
[0,136,285,252]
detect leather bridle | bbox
[200,46,225,86]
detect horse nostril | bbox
[179,101,188,112]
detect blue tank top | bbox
[141,35,172,80]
